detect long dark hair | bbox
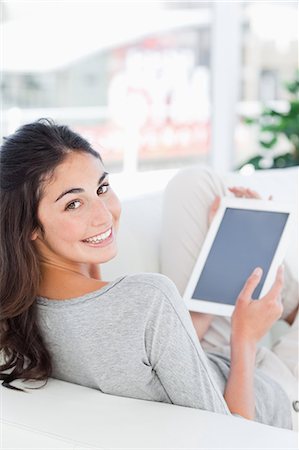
[0,118,101,390]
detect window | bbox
[235,2,298,169]
[2,2,296,173]
[1,2,212,173]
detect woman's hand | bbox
[208,187,273,226]
[208,196,221,226]
[228,186,273,201]
[224,266,284,420]
[231,266,284,345]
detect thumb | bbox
[208,196,221,225]
[237,267,263,304]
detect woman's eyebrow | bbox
[55,171,109,202]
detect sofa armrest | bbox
[1,378,297,449]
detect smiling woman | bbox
[0,117,119,338]
[32,151,121,299]
[0,119,295,430]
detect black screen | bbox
[192,208,289,305]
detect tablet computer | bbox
[183,197,294,317]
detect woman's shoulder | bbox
[121,272,184,312]
[123,272,179,297]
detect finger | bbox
[229,186,259,199]
[245,188,261,199]
[277,292,283,309]
[208,196,221,224]
[228,187,247,198]
[263,265,284,302]
[228,186,246,193]
[229,187,263,200]
[210,196,220,212]
[237,267,263,303]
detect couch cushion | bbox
[101,192,163,279]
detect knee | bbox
[164,165,226,201]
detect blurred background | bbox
[1,1,298,176]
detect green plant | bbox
[239,72,299,170]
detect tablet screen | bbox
[192,208,289,305]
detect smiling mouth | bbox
[82,227,112,244]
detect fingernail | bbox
[253,267,263,277]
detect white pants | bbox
[160,166,299,430]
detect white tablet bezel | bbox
[183,197,294,317]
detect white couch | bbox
[1,166,298,449]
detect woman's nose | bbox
[90,198,112,227]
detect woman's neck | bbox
[41,260,91,278]
[38,261,106,300]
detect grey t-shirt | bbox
[36,272,291,429]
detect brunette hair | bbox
[0,118,101,390]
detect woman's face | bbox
[33,151,121,267]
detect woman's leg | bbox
[272,299,298,379]
[160,166,232,352]
[253,277,299,430]
[161,166,224,296]
[255,315,299,430]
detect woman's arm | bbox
[224,266,284,419]
[146,275,230,416]
[224,339,257,419]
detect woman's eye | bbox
[97,183,110,195]
[66,200,81,210]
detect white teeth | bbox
[84,228,112,243]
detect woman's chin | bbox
[90,246,118,264]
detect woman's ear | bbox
[31,227,43,241]
[31,230,38,241]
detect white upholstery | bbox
[2,378,297,449]
[1,166,298,448]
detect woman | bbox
[0,119,295,429]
